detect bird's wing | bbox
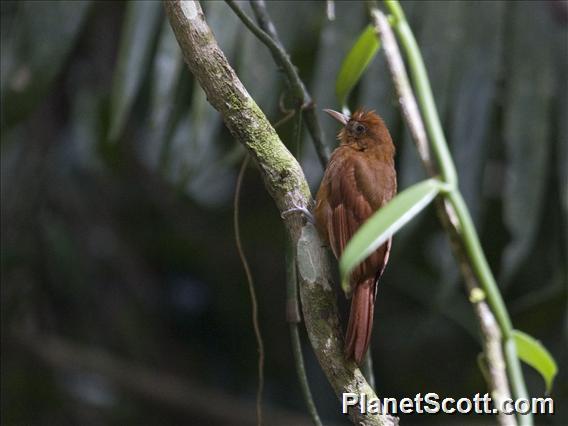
[328,163,370,255]
[326,154,396,290]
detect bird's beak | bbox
[323,109,349,126]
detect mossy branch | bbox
[163,1,396,424]
[226,0,331,168]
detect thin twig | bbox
[226,0,331,168]
[369,13,434,176]
[249,0,280,41]
[273,110,295,130]
[271,92,296,129]
[234,155,265,426]
[248,0,328,165]
[227,0,298,93]
[372,9,516,426]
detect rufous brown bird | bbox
[315,108,397,364]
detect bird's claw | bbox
[281,205,315,224]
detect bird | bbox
[314,108,397,364]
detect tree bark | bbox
[163,2,397,425]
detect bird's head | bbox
[324,108,391,150]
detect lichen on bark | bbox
[164,2,397,424]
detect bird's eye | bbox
[354,123,366,135]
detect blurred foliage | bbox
[1,1,566,425]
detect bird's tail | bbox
[345,278,376,364]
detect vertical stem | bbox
[372,11,516,423]
[289,325,323,426]
[505,339,532,425]
[447,192,512,335]
[382,1,531,423]
[449,191,530,424]
[234,155,265,425]
[282,105,322,426]
[229,0,331,167]
[384,0,457,187]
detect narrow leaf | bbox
[108,1,162,142]
[335,25,380,108]
[513,330,557,394]
[339,178,443,294]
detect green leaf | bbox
[108,1,162,142]
[335,25,380,108]
[339,178,443,294]
[513,330,557,394]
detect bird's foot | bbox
[281,205,315,224]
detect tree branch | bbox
[226,0,331,168]
[372,9,515,425]
[163,2,396,424]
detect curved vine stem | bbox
[234,154,264,426]
[226,0,331,167]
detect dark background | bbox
[1,1,566,425]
